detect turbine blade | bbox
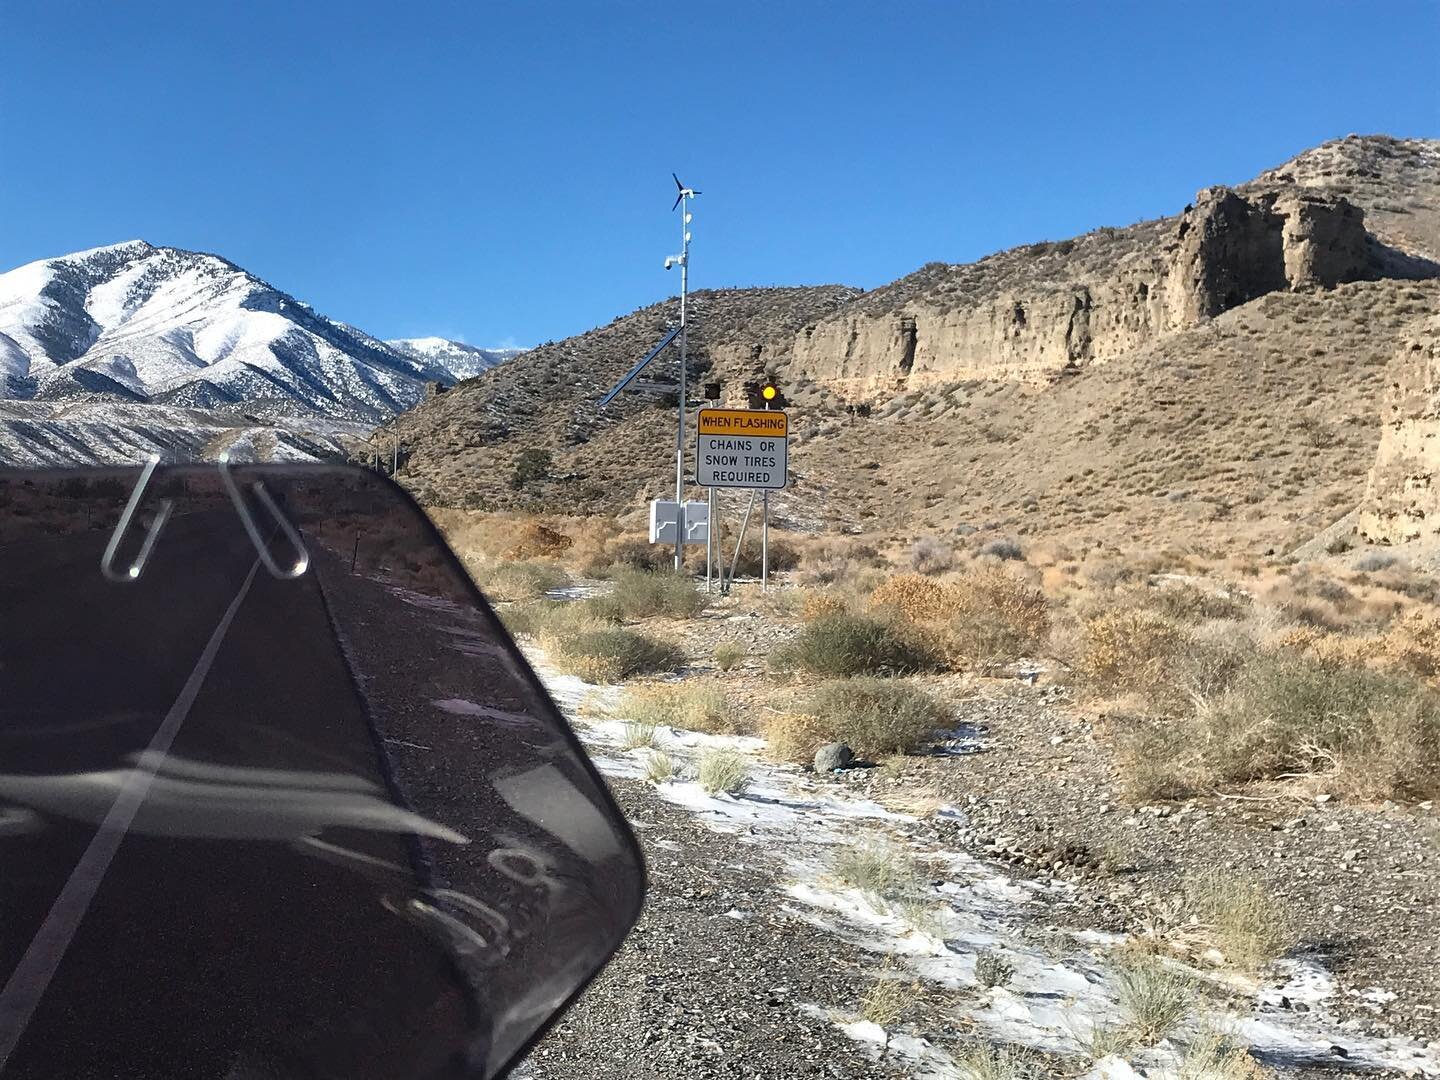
[671,193,683,211]
[672,173,683,190]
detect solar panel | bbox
[597,326,680,407]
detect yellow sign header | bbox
[697,408,788,437]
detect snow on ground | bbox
[508,640,1440,1079]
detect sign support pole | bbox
[761,490,769,594]
[724,490,756,596]
[705,486,715,593]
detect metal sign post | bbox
[671,175,699,573]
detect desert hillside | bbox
[385,135,1440,557]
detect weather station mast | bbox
[595,174,707,577]
[666,174,700,571]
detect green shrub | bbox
[545,627,684,683]
[807,677,952,756]
[771,614,937,676]
[1197,655,1440,795]
[608,568,708,619]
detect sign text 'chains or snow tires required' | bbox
[695,408,788,490]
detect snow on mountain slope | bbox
[0,240,452,421]
[386,337,524,380]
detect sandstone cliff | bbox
[1360,315,1440,545]
[784,180,1398,398]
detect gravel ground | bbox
[513,778,903,1080]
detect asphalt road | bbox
[0,507,486,1079]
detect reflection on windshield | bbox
[0,464,644,1080]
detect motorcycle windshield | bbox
[0,463,645,1080]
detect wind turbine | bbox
[671,173,701,211]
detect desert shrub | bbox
[608,568,708,619]
[1079,610,1187,695]
[798,538,881,586]
[618,682,736,734]
[871,573,965,623]
[500,520,573,560]
[545,627,684,683]
[801,590,853,621]
[697,748,751,794]
[1187,870,1294,970]
[974,951,1015,989]
[1203,656,1440,796]
[509,447,552,490]
[594,536,671,574]
[909,535,955,575]
[944,569,1049,669]
[771,614,938,676]
[1354,551,1399,573]
[761,711,829,764]
[476,559,570,602]
[807,678,952,756]
[978,537,1024,561]
[1149,584,1251,623]
[714,641,746,671]
[872,569,1048,670]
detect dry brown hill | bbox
[386,135,1440,554]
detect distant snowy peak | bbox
[0,241,450,421]
[386,337,524,381]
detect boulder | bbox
[813,743,854,773]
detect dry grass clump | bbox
[620,719,659,749]
[1280,610,1440,678]
[643,750,676,783]
[1114,956,1195,1043]
[714,641,746,670]
[544,627,684,683]
[859,970,910,1026]
[871,573,966,623]
[474,559,570,602]
[1187,870,1295,970]
[770,614,938,676]
[1176,1029,1270,1080]
[807,678,952,757]
[618,681,737,734]
[834,839,925,904]
[796,537,884,586]
[607,568,708,619]
[955,1043,1040,1080]
[696,748,751,795]
[761,711,829,764]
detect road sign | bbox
[696,408,788,489]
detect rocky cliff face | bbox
[786,185,1381,397]
[1360,315,1440,545]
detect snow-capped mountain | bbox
[0,240,453,421]
[386,337,524,380]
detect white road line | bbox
[0,560,262,1072]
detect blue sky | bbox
[2,1,1436,347]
